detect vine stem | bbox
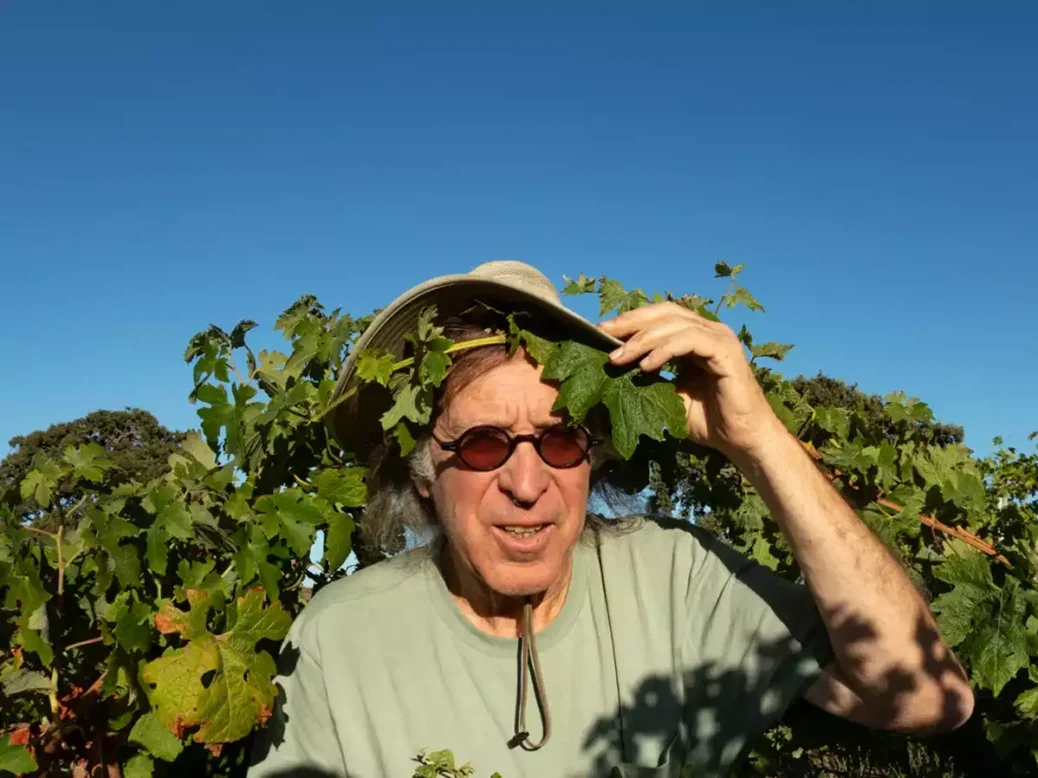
[390,335,508,372]
[57,525,65,597]
[714,276,739,316]
[24,525,56,538]
[802,441,1010,566]
[65,636,104,651]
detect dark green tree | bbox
[0,408,185,529]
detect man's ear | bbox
[413,474,431,500]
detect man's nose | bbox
[498,438,550,505]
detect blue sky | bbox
[2,3,1036,459]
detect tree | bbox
[0,410,185,532]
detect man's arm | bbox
[597,301,975,733]
[730,422,974,733]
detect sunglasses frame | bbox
[433,423,600,471]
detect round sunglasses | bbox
[432,424,598,471]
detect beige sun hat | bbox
[327,260,622,454]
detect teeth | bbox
[502,525,543,538]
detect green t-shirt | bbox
[247,518,831,778]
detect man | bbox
[248,261,972,778]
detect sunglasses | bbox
[433,424,599,471]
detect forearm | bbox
[728,422,971,723]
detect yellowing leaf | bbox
[141,590,291,744]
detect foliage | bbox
[0,266,1035,778]
[0,409,185,532]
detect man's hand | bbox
[597,301,783,458]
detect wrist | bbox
[724,417,801,476]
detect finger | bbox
[636,329,732,374]
[607,319,688,365]
[598,302,702,337]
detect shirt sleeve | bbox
[247,616,349,778]
[680,526,832,772]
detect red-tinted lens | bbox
[539,426,590,468]
[457,428,512,470]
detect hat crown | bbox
[468,260,561,305]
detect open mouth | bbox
[497,524,549,539]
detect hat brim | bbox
[326,273,622,455]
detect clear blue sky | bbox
[2,3,1036,459]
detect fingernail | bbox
[609,347,623,359]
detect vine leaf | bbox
[141,589,291,744]
[129,711,185,762]
[535,340,687,459]
[598,278,649,316]
[123,753,154,778]
[0,733,37,775]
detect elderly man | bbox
[248,261,972,778]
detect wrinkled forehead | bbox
[438,358,563,432]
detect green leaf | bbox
[814,406,851,440]
[393,422,417,457]
[767,394,799,435]
[129,711,184,762]
[598,278,649,316]
[750,535,780,571]
[381,383,433,431]
[180,432,217,470]
[254,489,323,557]
[541,342,610,423]
[356,349,396,387]
[62,442,113,483]
[877,442,899,487]
[727,287,764,313]
[1,669,54,697]
[324,512,355,571]
[142,589,292,744]
[561,273,596,295]
[1015,685,1038,719]
[601,375,689,460]
[750,341,794,362]
[146,523,170,576]
[0,733,37,775]
[313,469,368,507]
[19,457,66,506]
[114,600,153,654]
[958,580,1035,696]
[420,350,452,388]
[123,753,154,778]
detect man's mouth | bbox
[499,524,549,538]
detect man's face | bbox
[417,355,591,597]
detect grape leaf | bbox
[598,278,649,316]
[356,349,396,387]
[254,489,324,556]
[601,375,688,460]
[1015,686,1038,719]
[541,342,610,424]
[62,442,113,483]
[129,711,184,762]
[1,669,54,697]
[727,287,764,313]
[142,589,291,744]
[324,512,355,571]
[750,341,794,362]
[314,468,369,508]
[0,733,37,775]
[714,261,734,278]
[19,457,67,507]
[123,753,154,778]
[561,273,596,295]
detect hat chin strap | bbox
[510,597,552,751]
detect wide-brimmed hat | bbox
[327,260,622,455]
